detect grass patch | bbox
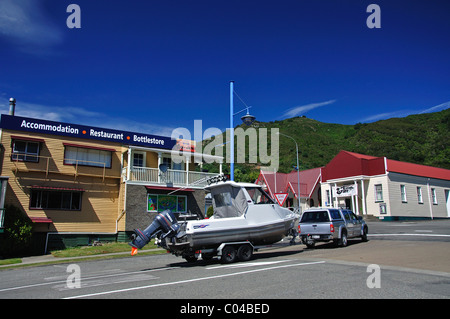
[51,241,160,258]
[0,258,22,266]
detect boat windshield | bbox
[245,187,274,205]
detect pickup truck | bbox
[299,208,368,248]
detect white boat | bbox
[129,178,300,263]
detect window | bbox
[161,157,172,170]
[133,153,145,167]
[12,140,40,162]
[431,188,437,205]
[147,194,187,213]
[417,186,423,204]
[300,211,330,223]
[342,210,352,222]
[214,192,232,207]
[400,185,407,202]
[375,184,383,202]
[329,209,342,220]
[245,187,274,204]
[64,146,112,168]
[161,156,185,171]
[30,189,82,210]
[325,190,331,207]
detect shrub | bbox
[0,205,33,258]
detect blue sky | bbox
[0,0,449,139]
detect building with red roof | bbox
[321,151,450,220]
[256,150,449,219]
[256,167,322,212]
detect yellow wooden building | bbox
[0,113,222,253]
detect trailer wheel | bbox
[237,244,253,262]
[220,246,237,264]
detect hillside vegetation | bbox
[202,108,450,180]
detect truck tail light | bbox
[298,225,301,233]
[330,224,335,233]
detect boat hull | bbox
[166,217,297,253]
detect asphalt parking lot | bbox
[304,220,450,273]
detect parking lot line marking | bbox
[0,266,179,293]
[64,260,326,299]
[206,259,291,270]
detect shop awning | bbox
[145,186,194,192]
[30,185,85,192]
[30,217,53,223]
[11,135,45,143]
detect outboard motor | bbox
[129,210,180,250]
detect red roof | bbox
[342,150,378,160]
[322,150,450,181]
[386,159,450,181]
[257,167,322,199]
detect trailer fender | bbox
[217,241,254,256]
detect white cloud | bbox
[0,100,177,137]
[358,101,450,123]
[419,101,450,114]
[280,99,336,119]
[358,110,411,123]
[0,0,63,54]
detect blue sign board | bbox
[0,114,176,150]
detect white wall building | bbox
[320,151,450,220]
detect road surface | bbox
[0,220,449,305]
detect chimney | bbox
[9,97,16,116]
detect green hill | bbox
[202,108,450,181]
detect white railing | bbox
[130,167,159,183]
[124,166,217,188]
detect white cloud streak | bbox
[0,101,177,137]
[358,101,450,123]
[358,110,412,123]
[280,99,336,119]
[419,101,450,114]
[0,0,63,54]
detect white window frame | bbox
[133,151,146,168]
[64,146,112,168]
[400,184,407,202]
[417,186,423,204]
[12,140,40,162]
[431,188,437,205]
[375,184,383,202]
[325,190,331,207]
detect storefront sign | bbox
[333,184,357,197]
[0,114,176,150]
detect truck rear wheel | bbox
[339,231,348,247]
